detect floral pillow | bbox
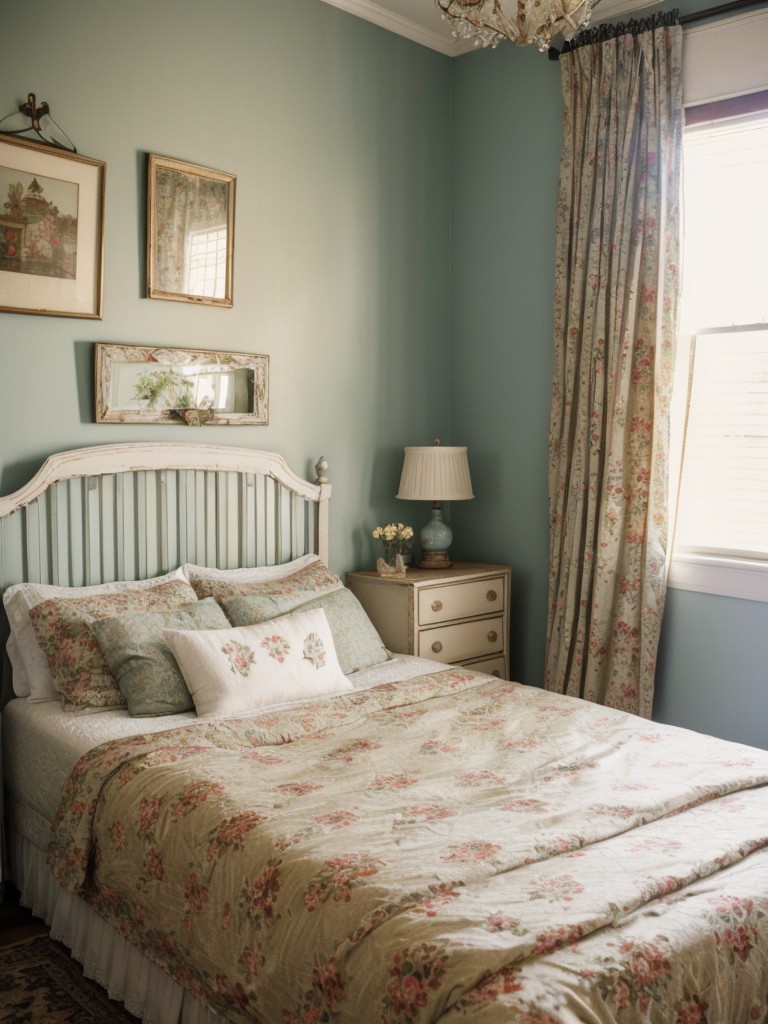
[164,607,353,718]
[181,554,320,592]
[91,598,230,717]
[187,558,342,603]
[221,586,389,675]
[28,578,198,713]
[3,567,190,702]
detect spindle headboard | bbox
[0,442,331,702]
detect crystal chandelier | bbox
[436,0,597,51]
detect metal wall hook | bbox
[0,91,76,152]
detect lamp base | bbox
[419,550,453,569]
[419,504,453,569]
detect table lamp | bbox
[396,441,474,568]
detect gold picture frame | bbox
[146,154,235,307]
[0,135,105,318]
[95,342,268,425]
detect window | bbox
[185,225,228,299]
[669,109,768,599]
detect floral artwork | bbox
[0,165,78,279]
[221,639,256,677]
[260,633,291,663]
[302,631,326,669]
[0,136,104,317]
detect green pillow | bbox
[221,587,390,675]
[92,598,230,716]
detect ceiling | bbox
[317,0,660,56]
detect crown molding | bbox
[317,0,475,56]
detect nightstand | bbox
[347,562,511,679]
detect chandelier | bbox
[436,0,597,51]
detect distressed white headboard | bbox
[0,443,331,587]
[0,443,331,701]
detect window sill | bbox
[668,553,768,603]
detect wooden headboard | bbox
[0,442,331,701]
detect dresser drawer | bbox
[418,615,505,664]
[418,576,505,626]
[465,655,507,679]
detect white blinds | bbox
[676,330,768,559]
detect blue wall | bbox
[0,0,451,574]
[448,5,768,749]
[1,0,764,749]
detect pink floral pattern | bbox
[546,24,683,717]
[28,578,198,711]
[47,670,768,1023]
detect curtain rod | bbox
[549,0,767,57]
[679,0,768,24]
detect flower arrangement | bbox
[372,523,414,567]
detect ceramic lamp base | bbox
[419,504,453,569]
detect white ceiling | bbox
[317,0,661,56]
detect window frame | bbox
[668,95,768,601]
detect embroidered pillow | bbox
[164,607,353,718]
[91,598,230,717]
[187,558,342,603]
[3,568,190,702]
[221,586,389,675]
[28,578,198,713]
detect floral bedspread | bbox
[48,670,768,1023]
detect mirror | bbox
[95,343,268,425]
[146,154,235,307]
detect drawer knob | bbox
[431,600,443,612]
[486,589,497,602]
[487,630,498,643]
[431,641,443,654]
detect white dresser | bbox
[347,562,511,679]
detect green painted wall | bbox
[2,0,764,749]
[448,5,768,749]
[0,0,451,577]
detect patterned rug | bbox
[0,935,140,1023]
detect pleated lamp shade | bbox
[396,444,474,568]
[396,446,474,502]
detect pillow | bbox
[6,632,31,698]
[187,557,342,603]
[164,608,353,718]
[221,586,390,675]
[91,598,230,717]
[3,568,190,703]
[28,577,198,713]
[182,554,320,592]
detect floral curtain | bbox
[545,16,683,717]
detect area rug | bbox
[0,935,139,1023]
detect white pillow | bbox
[3,568,189,702]
[181,554,320,589]
[164,607,353,718]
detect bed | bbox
[1,442,767,1024]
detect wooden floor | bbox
[0,883,49,947]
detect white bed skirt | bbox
[8,829,224,1024]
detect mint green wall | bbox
[2,0,764,749]
[0,0,450,576]
[448,9,768,750]
[448,44,560,688]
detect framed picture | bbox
[95,343,268,425]
[0,135,105,318]
[147,154,235,307]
